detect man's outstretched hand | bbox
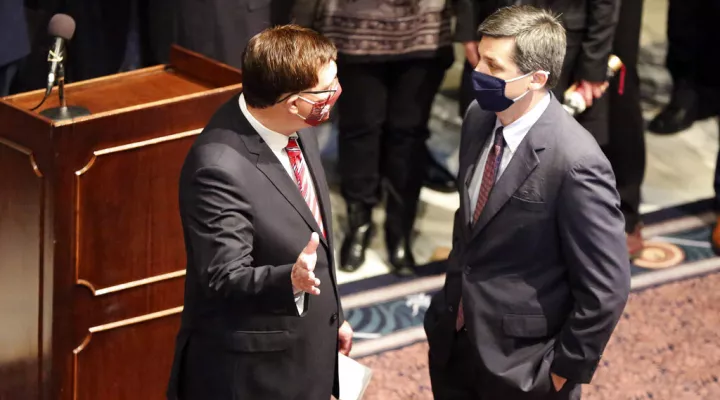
[292,233,321,295]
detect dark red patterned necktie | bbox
[457,127,505,330]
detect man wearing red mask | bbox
[167,25,351,400]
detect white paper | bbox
[338,352,373,400]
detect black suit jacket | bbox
[167,94,343,399]
[174,0,294,69]
[0,0,30,67]
[425,94,630,397]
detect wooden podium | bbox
[0,46,242,400]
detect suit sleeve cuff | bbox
[550,355,601,384]
[294,291,308,316]
[267,263,298,315]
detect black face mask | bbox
[471,70,544,112]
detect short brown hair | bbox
[478,5,566,88]
[241,25,337,108]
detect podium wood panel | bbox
[74,313,181,400]
[0,46,242,400]
[75,132,195,290]
[0,140,44,400]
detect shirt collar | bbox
[239,93,296,153]
[494,91,551,153]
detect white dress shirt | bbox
[239,93,311,315]
[469,92,551,208]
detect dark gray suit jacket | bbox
[167,94,343,399]
[425,94,630,398]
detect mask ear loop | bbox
[297,95,317,105]
[511,70,551,102]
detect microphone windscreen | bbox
[48,14,76,40]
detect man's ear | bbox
[284,94,300,115]
[529,71,549,90]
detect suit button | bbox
[329,313,338,325]
[448,305,454,313]
[464,266,471,275]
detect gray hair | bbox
[478,5,566,88]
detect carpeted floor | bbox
[358,272,720,400]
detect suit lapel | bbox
[468,95,559,238]
[459,113,495,240]
[237,117,329,249]
[470,138,541,237]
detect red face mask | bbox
[297,83,342,127]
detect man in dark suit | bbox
[456,0,619,147]
[167,25,352,400]
[175,0,294,69]
[425,6,630,399]
[0,0,30,96]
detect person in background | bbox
[175,0,294,69]
[712,119,720,254]
[707,0,720,254]
[648,0,720,134]
[0,0,30,96]
[167,25,351,400]
[606,0,646,256]
[313,0,455,276]
[425,6,630,399]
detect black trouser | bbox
[666,0,719,86]
[666,0,720,112]
[337,56,449,237]
[429,329,581,400]
[604,0,646,233]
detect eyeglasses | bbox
[276,80,339,103]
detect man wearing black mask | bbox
[425,6,630,399]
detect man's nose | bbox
[474,63,491,75]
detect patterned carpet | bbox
[335,199,720,399]
[341,199,720,357]
[358,271,720,400]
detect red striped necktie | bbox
[286,138,325,238]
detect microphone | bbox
[31,14,91,120]
[45,14,76,97]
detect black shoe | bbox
[648,103,697,134]
[648,82,698,135]
[386,234,416,277]
[339,203,374,272]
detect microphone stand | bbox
[39,62,91,121]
